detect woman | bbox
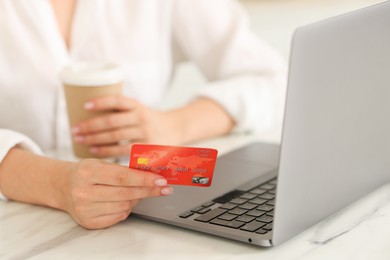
[0,0,286,229]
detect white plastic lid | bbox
[60,62,124,86]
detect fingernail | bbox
[84,102,95,110]
[161,187,173,195]
[155,179,167,186]
[71,126,81,134]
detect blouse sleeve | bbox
[0,129,42,200]
[172,0,287,133]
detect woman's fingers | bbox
[86,95,138,111]
[75,127,144,145]
[66,159,174,229]
[72,160,168,188]
[90,163,168,188]
[70,93,181,158]
[73,111,140,134]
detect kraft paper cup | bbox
[60,62,123,158]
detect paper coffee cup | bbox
[60,62,124,158]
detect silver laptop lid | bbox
[273,1,390,245]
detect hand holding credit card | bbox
[129,144,218,187]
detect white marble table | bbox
[1,132,390,260]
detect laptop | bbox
[132,1,390,246]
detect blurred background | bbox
[162,0,384,109]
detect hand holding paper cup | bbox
[60,62,123,158]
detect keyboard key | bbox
[238,203,258,210]
[256,215,273,224]
[230,198,248,205]
[266,199,276,206]
[229,208,248,215]
[179,211,194,218]
[263,223,273,231]
[240,221,266,232]
[250,188,267,195]
[257,204,274,212]
[268,188,276,194]
[255,229,269,234]
[260,184,275,190]
[266,210,274,216]
[236,215,256,223]
[240,193,258,200]
[249,198,268,205]
[246,209,266,217]
[198,207,211,214]
[218,213,237,221]
[195,208,227,222]
[210,219,245,229]
[259,193,275,200]
[191,206,205,213]
[219,203,237,210]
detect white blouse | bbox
[0,0,287,161]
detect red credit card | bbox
[129,144,218,187]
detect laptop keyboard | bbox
[179,178,277,234]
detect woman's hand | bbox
[71,95,182,158]
[59,159,172,229]
[71,94,235,158]
[0,148,172,230]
